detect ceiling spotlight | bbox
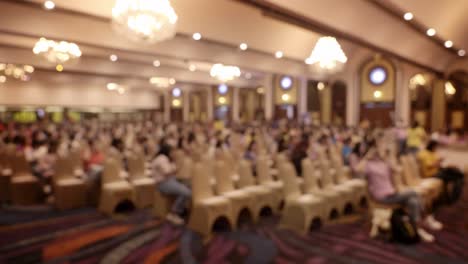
[0,75,6,83]
[275,51,283,59]
[403,12,413,21]
[169,78,176,85]
[109,54,118,62]
[192,32,202,40]
[117,87,125,94]
[426,28,436,36]
[317,82,325,90]
[245,72,252,79]
[458,49,466,56]
[56,64,63,72]
[107,83,118,90]
[153,60,160,67]
[189,64,197,72]
[444,40,453,48]
[240,43,248,51]
[44,0,55,10]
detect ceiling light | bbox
[373,90,382,99]
[426,28,436,36]
[445,81,456,95]
[107,83,118,90]
[458,49,466,56]
[149,77,172,87]
[210,64,241,82]
[245,72,252,79]
[317,82,325,90]
[110,54,118,62]
[153,60,160,67]
[192,32,202,40]
[56,64,63,72]
[444,40,453,48]
[275,51,283,59]
[240,43,248,51]
[0,64,34,82]
[117,87,125,94]
[306,36,347,75]
[33,38,82,64]
[189,64,197,72]
[169,78,176,85]
[256,87,264,94]
[403,12,413,21]
[112,0,178,44]
[44,1,55,10]
[0,75,6,83]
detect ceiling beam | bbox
[234,0,444,76]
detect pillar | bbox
[298,76,308,121]
[431,78,446,132]
[183,89,190,122]
[207,86,214,121]
[232,87,240,122]
[163,91,170,123]
[263,74,274,121]
[321,84,332,124]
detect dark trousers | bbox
[436,167,464,204]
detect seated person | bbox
[418,140,464,203]
[357,141,441,242]
[152,143,191,225]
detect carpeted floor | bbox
[0,185,467,264]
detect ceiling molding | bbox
[366,0,460,57]
[7,0,303,64]
[235,0,444,75]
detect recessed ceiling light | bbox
[107,83,118,90]
[109,54,118,62]
[444,40,453,48]
[458,49,466,56]
[192,32,202,40]
[245,72,252,79]
[153,60,160,67]
[275,51,283,59]
[403,12,413,21]
[240,43,248,51]
[44,0,55,10]
[189,64,197,72]
[117,87,125,94]
[317,82,325,90]
[426,28,436,36]
[169,78,176,85]
[0,75,6,83]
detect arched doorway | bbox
[359,55,396,128]
[331,80,347,126]
[447,71,468,132]
[409,73,433,130]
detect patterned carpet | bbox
[0,184,467,264]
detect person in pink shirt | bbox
[357,140,442,242]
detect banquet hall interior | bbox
[0,0,467,263]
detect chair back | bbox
[177,157,193,180]
[275,152,287,168]
[278,162,301,201]
[214,160,236,193]
[319,160,335,189]
[12,153,31,177]
[192,162,215,203]
[127,155,145,180]
[256,155,273,184]
[400,155,420,186]
[237,159,255,188]
[53,154,74,182]
[69,148,82,172]
[302,159,320,192]
[102,158,122,184]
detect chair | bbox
[237,159,279,219]
[10,153,42,205]
[214,160,256,224]
[302,159,345,219]
[278,162,327,235]
[53,155,87,210]
[256,155,284,210]
[98,159,135,215]
[128,154,155,209]
[189,162,233,236]
[408,155,443,198]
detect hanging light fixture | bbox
[33,38,82,64]
[210,63,241,83]
[305,36,347,75]
[112,0,178,44]
[0,63,34,81]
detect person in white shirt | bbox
[152,143,191,225]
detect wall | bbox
[360,56,395,102]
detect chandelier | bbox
[305,36,347,74]
[33,38,82,64]
[0,63,34,82]
[210,64,241,83]
[112,0,178,44]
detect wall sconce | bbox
[218,96,227,104]
[172,98,181,107]
[373,90,382,99]
[281,93,290,102]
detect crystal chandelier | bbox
[33,38,82,64]
[210,64,241,83]
[305,36,347,74]
[112,0,178,44]
[0,63,34,82]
